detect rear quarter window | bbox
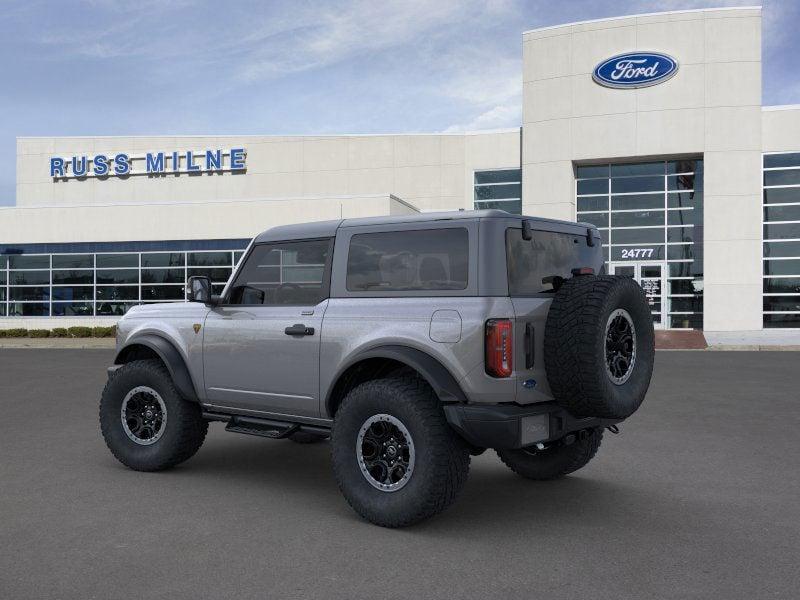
[506,228,594,295]
[346,228,468,292]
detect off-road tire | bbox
[288,431,328,444]
[331,375,470,528]
[99,359,208,471]
[496,428,603,480]
[544,275,655,419]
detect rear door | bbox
[202,238,333,418]
[505,225,604,401]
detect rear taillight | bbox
[485,319,513,378]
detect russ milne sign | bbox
[49,148,246,179]
[592,52,678,89]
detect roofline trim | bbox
[16,128,520,141]
[0,193,405,212]
[522,5,761,36]
[763,104,800,112]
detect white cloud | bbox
[442,103,521,132]
[235,0,474,82]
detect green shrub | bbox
[67,326,93,338]
[92,326,116,338]
[3,328,28,338]
[50,328,69,338]
[28,329,51,338]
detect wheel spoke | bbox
[356,415,415,492]
[604,310,637,385]
[121,386,167,446]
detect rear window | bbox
[346,228,468,292]
[506,228,590,295]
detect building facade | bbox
[2,6,799,333]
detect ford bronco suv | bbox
[100,210,654,527]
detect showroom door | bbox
[609,262,667,329]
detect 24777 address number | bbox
[620,248,655,259]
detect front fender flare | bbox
[115,334,199,402]
[325,344,468,416]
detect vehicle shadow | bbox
[168,433,665,536]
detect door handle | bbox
[284,323,315,336]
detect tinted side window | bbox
[346,228,468,292]
[229,239,331,306]
[506,228,593,295]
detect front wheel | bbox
[99,359,208,471]
[331,375,470,527]
[496,428,603,480]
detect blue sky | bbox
[1,0,798,206]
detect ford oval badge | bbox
[593,51,678,89]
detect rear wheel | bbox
[331,375,470,527]
[99,359,208,471]
[496,429,603,480]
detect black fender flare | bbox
[325,344,468,416]
[115,334,199,402]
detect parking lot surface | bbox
[1,349,799,599]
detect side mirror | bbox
[187,276,214,304]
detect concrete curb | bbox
[707,344,800,351]
[657,345,800,351]
[0,339,116,349]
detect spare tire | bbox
[544,275,654,419]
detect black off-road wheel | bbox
[496,428,603,480]
[331,375,470,528]
[99,359,208,471]
[544,275,655,419]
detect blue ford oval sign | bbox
[593,52,678,89]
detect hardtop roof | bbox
[253,209,592,243]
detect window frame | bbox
[220,237,334,307]
[331,222,478,299]
[763,151,800,328]
[473,168,522,214]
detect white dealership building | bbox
[2,6,799,335]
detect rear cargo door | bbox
[505,226,603,402]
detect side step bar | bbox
[203,411,330,440]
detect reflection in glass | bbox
[142,268,185,284]
[9,255,49,269]
[52,286,93,301]
[96,269,138,284]
[52,302,94,316]
[96,286,139,301]
[9,271,50,285]
[96,254,138,268]
[52,254,93,269]
[53,270,93,284]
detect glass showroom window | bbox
[474,169,521,214]
[576,159,704,329]
[0,248,245,318]
[763,152,800,328]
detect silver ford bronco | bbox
[100,210,654,527]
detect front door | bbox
[609,262,666,329]
[201,238,333,418]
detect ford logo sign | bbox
[593,52,678,89]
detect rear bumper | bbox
[443,402,620,450]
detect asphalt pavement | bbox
[1,349,798,599]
